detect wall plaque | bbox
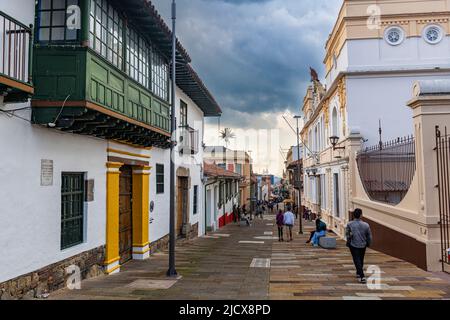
[40,159,54,186]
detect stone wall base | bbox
[0,246,105,300]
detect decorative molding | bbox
[323,98,330,126]
[337,77,347,134]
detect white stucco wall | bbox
[346,36,450,72]
[346,72,450,146]
[174,87,206,236]
[326,35,450,86]
[0,105,107,283]
[148,147,170,243]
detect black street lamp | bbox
[167,0,178,278]
[329,136,345,151]
[294,115,303,235]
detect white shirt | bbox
[283,211,295,225]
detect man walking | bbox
[283,206,295,242]
[346,208,372,284]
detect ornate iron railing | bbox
[435,126,450,272]
[356,135,416,205]
[0,11,32,84]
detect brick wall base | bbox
[0,246,105,300]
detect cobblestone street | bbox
[50,216,450,300]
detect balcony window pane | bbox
[53,0,66,9]
[41,0,52,10]
[39,28,50,41]
[89,0,123,69]
[66,28,77,40]
[40,12,51,27]
[51,27,65,41]
[52,11,65,26]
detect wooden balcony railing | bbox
[0,11,32,85]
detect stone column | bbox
[105,162,122,274]
[345,130,363,220]
[132,166,151,260]
[407,80,450,271]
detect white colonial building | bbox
[301,0,450,271]
[0,0,221,299]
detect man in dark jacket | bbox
[346,208,373,284]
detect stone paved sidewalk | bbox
[50,215,450,300]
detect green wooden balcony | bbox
[0,11,34,103]
[31,46,171,148]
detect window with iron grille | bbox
[37,0,80,43]
[61,173,85,250]
[89,0,124,69]
[193,185,198,215]
[156,164,164,194]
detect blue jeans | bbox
[312,230,326,245]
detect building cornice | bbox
[301,67,450,135]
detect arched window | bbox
[332,107,339,137]
[314,126,318,152]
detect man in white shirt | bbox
[283,208,296,242]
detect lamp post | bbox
[167,0,177,277]
[294,115,303,235]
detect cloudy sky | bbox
[152,0,342,176]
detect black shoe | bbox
[359,277,367,284]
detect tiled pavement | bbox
[50,215,450,300]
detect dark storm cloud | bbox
[151,0,342,128]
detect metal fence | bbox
[356,136,416,205]
[435,126,450,272]
[0,11,32,84]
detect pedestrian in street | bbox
[233,205,238,223]
[256,205,263,219]
[276,210,285,242]
[283,207,295,242]
[346,208,373,284]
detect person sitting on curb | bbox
[306,214,326,245]
[308,215,327,246]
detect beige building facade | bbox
[301,0,450,271]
